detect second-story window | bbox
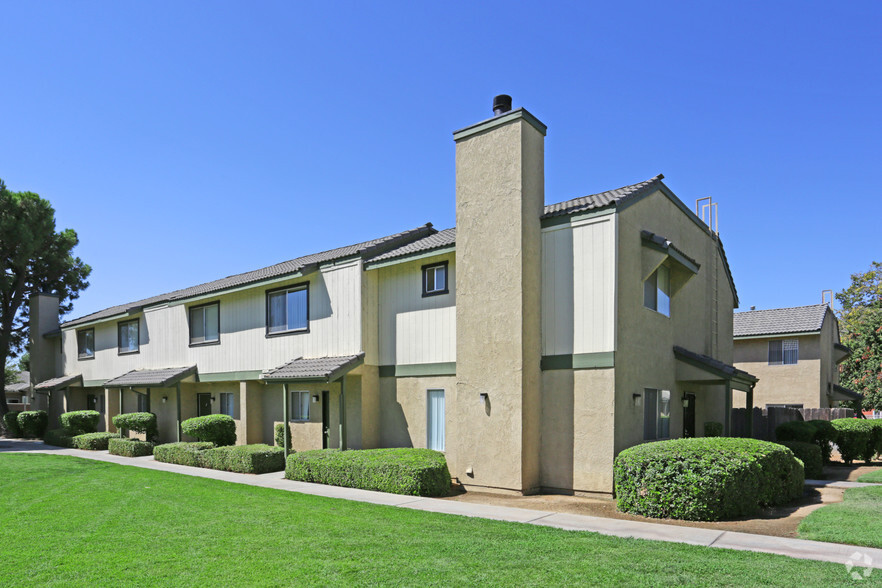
[77,328,95,359]
[643,265,671,316]
[118,319,139,355]
[189,302,220,346]
[422,261,449,297]
[267,284,308,335]
[769,339,798,365]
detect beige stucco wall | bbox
[734,334,824,408]
[377,375,456,457]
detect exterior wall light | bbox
[682,396,690,408]
[632,393,642,408]
[312,394,319,403]
[479,392,489,406]
[162,396,168,403]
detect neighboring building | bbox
[733,304,858,409]
[30,96,752,496]
[6,371,31,410]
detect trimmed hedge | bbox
[780,441,823,479]
[274,423,292,450]
[831,419,874,464]
[44,428,73,448]
[108,438,155,457]
[112,412,159,442]
[60,410,101,435]
[775,421,816,444]
[181,415,236,446]
[285,448,451,497]
[806,419,839,462]
[868,420,882,460]
[2,411,22,437]
[704,422,723,437]
[71,432,120,450]
[202,444,285,474]
[17,411,48,439]
[614,438,804,521]
[153,442,215,467]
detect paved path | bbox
[806,478,880,489]
[3,439,882,571]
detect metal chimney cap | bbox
[493,94,512,116]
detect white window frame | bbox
[219,392,235,417]
[643,388,671,441]
[189,302,220,346]
[769,339,798,365]
[267,284,309,335]
[643,265,671,316]
[118,318,140,355]
[422,262,449,297]
[289,390,310,421]
[77,328,95,359]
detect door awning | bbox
[830,383,863,402]
[103,366,198,388]
[34,373,83,392]
[261,354,364,383]
[674,346,758,392]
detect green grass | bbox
[0,454,852,587]
[799,485,882,548]
[858,468,882,483]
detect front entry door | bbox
[683,393,696,438]
[321,390,330,449]
[197,393,212,417]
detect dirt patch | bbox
[441,486,845,538]
[823,460,881,482]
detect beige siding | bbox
[376,253,456,366]
[61,261,364,381]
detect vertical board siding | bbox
[377,254,456,366]
[542,216,615,356]
[61,261,364,381]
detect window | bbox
[643,265,671,316]
[118,319,139,354]
[289,391,310,421]
[643,388,671,440]
[77,328,95,359]
[267,285,308,335]
[769,339,798,365]
[422,261,449,297]
[137,393,148,413]
[219,392,235,417]
[189,302,220,345]
[427,389,446,451]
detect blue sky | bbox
[2,1,880,321]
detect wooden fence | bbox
[731,407,855,441]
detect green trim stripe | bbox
[378,362,456,378]
[541,352,615,371]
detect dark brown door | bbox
[87,394,97,411]
[197,393,212,417]
[321,390,330,449]
[683,393,696,438]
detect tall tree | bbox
[0,179,90,416]
[836,261,882,411]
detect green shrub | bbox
[17,411,48,439]
[831,419,874,464]
[704,422,723,437]
[2,411,22,437]
[780,441,823,479]
[274,423,292,449]
[112,412,159,442]
[44,428,73,448]
[806,420,839,462]
[202,444,285,474]
[153,442,214,467]
[181,415,236,446]
[775,421,817,444]
[60,410,101,435]
[108,438,155,457]
[285,448,451,497]
[71,432,120,450]
[867,420,882,460]
[614,438,804,521]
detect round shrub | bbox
[181,414,236,446]
[831,418,874,464]
[2,411,22,437]
[274,423,292,449]
[806,419,839,462]
[614,438,804,521]
[775,421,817,444]
[866,420,882,460]
[704,421,723,437]
[108,437,155,457]
[17,411,48,439]
[113,412,159,442]
[60,410,101,435]
[779,441,823,479]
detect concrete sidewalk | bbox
[806,478,880,489]
[3,439,882,571]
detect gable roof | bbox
[542,174,666,219]
[261,354,364,382]
[63,224,436,328]
[103,366,198,388]
[366,228,457,265]
[734,304,830,338]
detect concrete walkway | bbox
[806,478,880,489]
[3,439,882,571]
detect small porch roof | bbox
[833,343,852,364]
[34,373,83,392]
[830,383,863,402]
[261,354,364,383]
[103,366,198,388]
[673,346,758,392]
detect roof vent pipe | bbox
[493,94,512,116]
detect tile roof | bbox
[673,346,758,383]
[34,373,83,392]
[103,366,198,388]
[63,224,435,328]
[734,304,830,338]
[541,175,665,219]
[6,371,30,393]
[261,354,364,381]
[832,383,863,401]
[366,228,457,264]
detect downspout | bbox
[724,381,732,437]
[175,382,182,442]
[745,383,755,438]
[282,383,290,459]
[339,376,347,451]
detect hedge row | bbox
[108,438,155,457]
[72,432,121,450]
[614,438,804,521]
[830,419,882,464]
[112,412,159,442]
[285,448,451,497]
[153,442,215,467]
[17,411,48,439]
[2,411,22,437]
[181,415,236,446]
[704,421,723,437]
[60,410,101,436]
[779,441,823,479]
[201,444,285,474]
[44,428,73,448]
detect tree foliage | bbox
[0,179,91,415]
[836,261,882,411]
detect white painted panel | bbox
[395,307,457,365]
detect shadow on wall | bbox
[540,369,575,493]
[379,379,414,448]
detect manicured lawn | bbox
[799,485,882,548]
[858,468,882,483]
[0,454,849,586]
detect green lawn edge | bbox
[799,485,882,549]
